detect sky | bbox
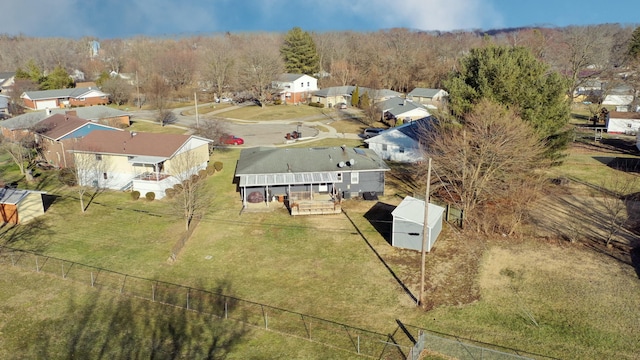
[1,0,639,39]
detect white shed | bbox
[391,196,445,252]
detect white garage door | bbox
[35,99,58,110]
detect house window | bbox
[307,82,310,87]
[301,82,304,87]
[351,172,359,184]
[382,144,387,151]
[336,172,342,181]
[103,172,108,179]
[95,154,102,161]
[399,147,405,153]
[318,183,328,192]
[79,97,86,101]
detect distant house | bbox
[0,188,46,225]
[406,88,448,107]
[391,196,445,252]
[310,86,402,108]
[365,117,434,162]
[0,71,15,93]
[272,74,319,104]
[21,87,109,110]
[0,94,9,115]
[0,106,131,141]
[378,97,431,125]
[35,113,121,168]
[606,111,640,135]
[70,130,212,199]
[234,146,390,208]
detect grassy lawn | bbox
[128,120,189,135]
[219,103,328,121]
[1,141,639,358]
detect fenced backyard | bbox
[0,245,555,360]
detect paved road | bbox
[129,102,362,147]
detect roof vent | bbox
[338,161,345,168]
[348,158,355,166]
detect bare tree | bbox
[62,151,110,213]
[421,99,548,232]
[0,138,35,177]
[237,33,284,105]
[167,149,211,231]
[189,118,229,152]
[597,176,638,247]
[200,35,237,99]
[101,77,132,106]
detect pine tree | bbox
[40,65,74,90]
[280,27,319,75]
[628,26,640,60]
[351,86,360,107]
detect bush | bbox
[173,183,183,192]
[190,174,200,184]
[213,161,223,171]
[131,191,141,200]
[198,169,208,178]
[308,102,325,108]
[145,192,155,201]
[273,98,282,105]
[206,165,215,175]
[165,188,176,199]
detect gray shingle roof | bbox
[0,106,130,130]
[22,87,105,100]
[379,97,430,117]
[407,88,445,98]
[235,146,390,176]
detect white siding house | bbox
[365,117,433,163]
[272,74,318,104]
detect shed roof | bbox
[391,196,445,228]
[0,188,44,205]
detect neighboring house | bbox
[21,87,109,110]
[0,106,131,141]
[70,130,212,199]
[365,117,434,162]
[234,146,390,207]
[602,84,635,109]
[310,86,402,108]
[0,94,9,115]
[378,97,431,125]
[0,188,46,225]
[391,196,445,252]
[272,73,319,104]
[35,113,121,168]
[605,111,640,135]
[406,88,448,108]
[0,71,15,93]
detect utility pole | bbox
[419,157,432,306]
[194,91,199,128]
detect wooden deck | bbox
[289,193,341,216]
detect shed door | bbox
[0,203,18,224]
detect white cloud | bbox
[345,0,504,31]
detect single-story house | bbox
[606,111,640,135]
[0,188,46,225]
[391,196,445,252]
[70,130,212,199]
[21,87,109,110]
[272,73,319,104]
[0,106,131,141]
[0,71,15,93]
[406,88,448,107]
[310,86,402,108]
[234,146,390,207]
[35,113,121,168]
[378,97,431,125]
[365,116,434,162]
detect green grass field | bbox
[0,140,639,358]
[219,103,329,121]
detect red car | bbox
[220,135,244,145]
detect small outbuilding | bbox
[0,188,46,224]
[391,196,445,252]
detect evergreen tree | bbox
[628,26,640,60]
[351,86,360,107]
[40,65,74,90]
[445,45,570,157]
[280,27,319,75]
[359,91,370,109]
[15,59,44,83]
[95,71,111,87]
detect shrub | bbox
[198,169,208,178]
[131,191,141,200]
[207,165,215,175]
[173,183,183,192]
[190,174,200,184]
[213,161,223,171]
[165,188,176,199]
[145,192,156,201]
[273,98,282,105]
[308,102,325,108]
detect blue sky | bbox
[1,0,638,39]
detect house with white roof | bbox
[364,116,434,162]
[272,73,318,104]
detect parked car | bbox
[363,128,385,139]
[337,102,347,109]
[220,135,244,145]
[215,97,232,103]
